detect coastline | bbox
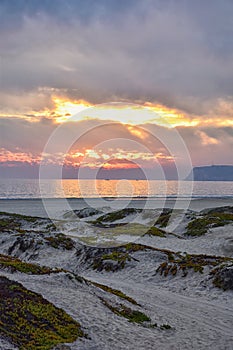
[0,196,233,218]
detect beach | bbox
[0,200,232,349]
[1,0,233,348]
[1,197,233,218]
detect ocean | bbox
[0,179,232,218]
[0,179,233,199]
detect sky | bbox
[0,0,232,179]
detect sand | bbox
[0,202,232,349]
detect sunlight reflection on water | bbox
[0,179,233,199]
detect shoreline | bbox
[0,197,232,218]
[0,195,233,199]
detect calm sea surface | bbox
[0,179,232,199]
[0,179,232,217]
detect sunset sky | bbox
[0,0,233,179]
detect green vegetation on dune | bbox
[0,254,62,275]
[100,297,172,329]
[44,233,74,250]
[104,223,149,236]
[154,209,172,228]
[123,242,176,257]
[123,242,148,252]
[0,212,56,236]
[119,307,150,323]
[91,208,141,224]
[0,276,84,350]
[91,243,175,272]
[0,212,39,223]
[185,212,233,237]
[186,217,215,236]
[91,243,155,272]
[91,281,139,305]
[0,218,22,232]
[210,265,233,290]
[157,253,233,277]
[92,251,132,271]
[144,226,166,237]
[100,298,150,324]
[203,206,233,215]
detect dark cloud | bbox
[1,0,233,113]
[0,0,140,31]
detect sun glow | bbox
[2,92,229,129]
[52,96,92,122]
[1,89,232,131]
[143,102,199,127]
[52,97,197,128]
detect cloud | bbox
[0,117,56,154]
[177,125,233,166]
[1,0,233,115]
[1,114,232,175]
[0,1,233,178]
[195,131,220,146]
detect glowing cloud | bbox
[196,131,220,146]
[50,99,198,128]
[52,96,92,123]
[0,148,41,164]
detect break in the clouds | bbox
[0,0,232,178]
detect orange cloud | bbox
[1,90,233,130]
[126,125,149,139]
[195,118,233,127]
[101,159,139,170]
[0,148,41,164]
[196,131,220,146]
[143,102,199,127]
[37,97,198,127]
[61,147,174,170]
[52,96,92,122]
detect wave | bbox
[0,195,233,200]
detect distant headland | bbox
[187,165,233,181]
